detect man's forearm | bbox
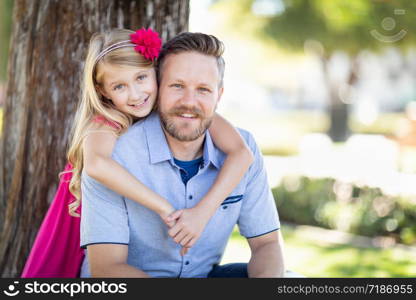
[247,242,285,278]
[91,263,151,278]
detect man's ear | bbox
[217,86,224,103]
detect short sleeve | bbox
[91,115,121,130]
[80,171,129,248]
[237,131,280,238]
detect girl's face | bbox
[97,63,157,119]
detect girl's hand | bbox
[160,210,176,228]
[166,206,210,254]
[160,209,190,255]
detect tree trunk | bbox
[321,55,359,142]
[0,0,189,278]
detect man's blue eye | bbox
[113,84,123,90]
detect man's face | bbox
[158,51,223,142]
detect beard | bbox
[159,105,214,142]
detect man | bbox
[80,32,285,277]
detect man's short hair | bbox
[156,32,225,87]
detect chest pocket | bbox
[221,194,243,206]
[202,194,244,246]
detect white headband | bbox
[94,40,136,65]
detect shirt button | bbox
[223,206,228,210]
[185,261,190,265]
[188,195,193,200]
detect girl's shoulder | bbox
[84,115,121,139]
[91,115,121,130]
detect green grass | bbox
[229,224,416,277]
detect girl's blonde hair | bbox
[67,28,154,216]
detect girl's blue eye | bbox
[138,74,147,80]
[113,84,124,91]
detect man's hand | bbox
[166,206,210,254]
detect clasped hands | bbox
[160,206,210,256]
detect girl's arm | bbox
[167,113,254,249]
[83,125,175,220]
[202,113,254,213]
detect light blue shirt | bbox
[80,112,280,278]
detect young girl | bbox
[22,28,253,278]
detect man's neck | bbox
[162,128,205,161]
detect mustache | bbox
[169,105,203,118]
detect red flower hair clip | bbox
[130,28,162,61]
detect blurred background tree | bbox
[213,0,416,141]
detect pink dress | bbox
[21,163,83,277]
[21,116,119,278]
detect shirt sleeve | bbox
[80,167,129,248]
[237,131,280,238]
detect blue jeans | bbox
[207,263,248,278]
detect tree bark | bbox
[0,0,189,277]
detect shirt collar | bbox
[144,112,172,164]
[144,112,221,169]
[202,129,221,170]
